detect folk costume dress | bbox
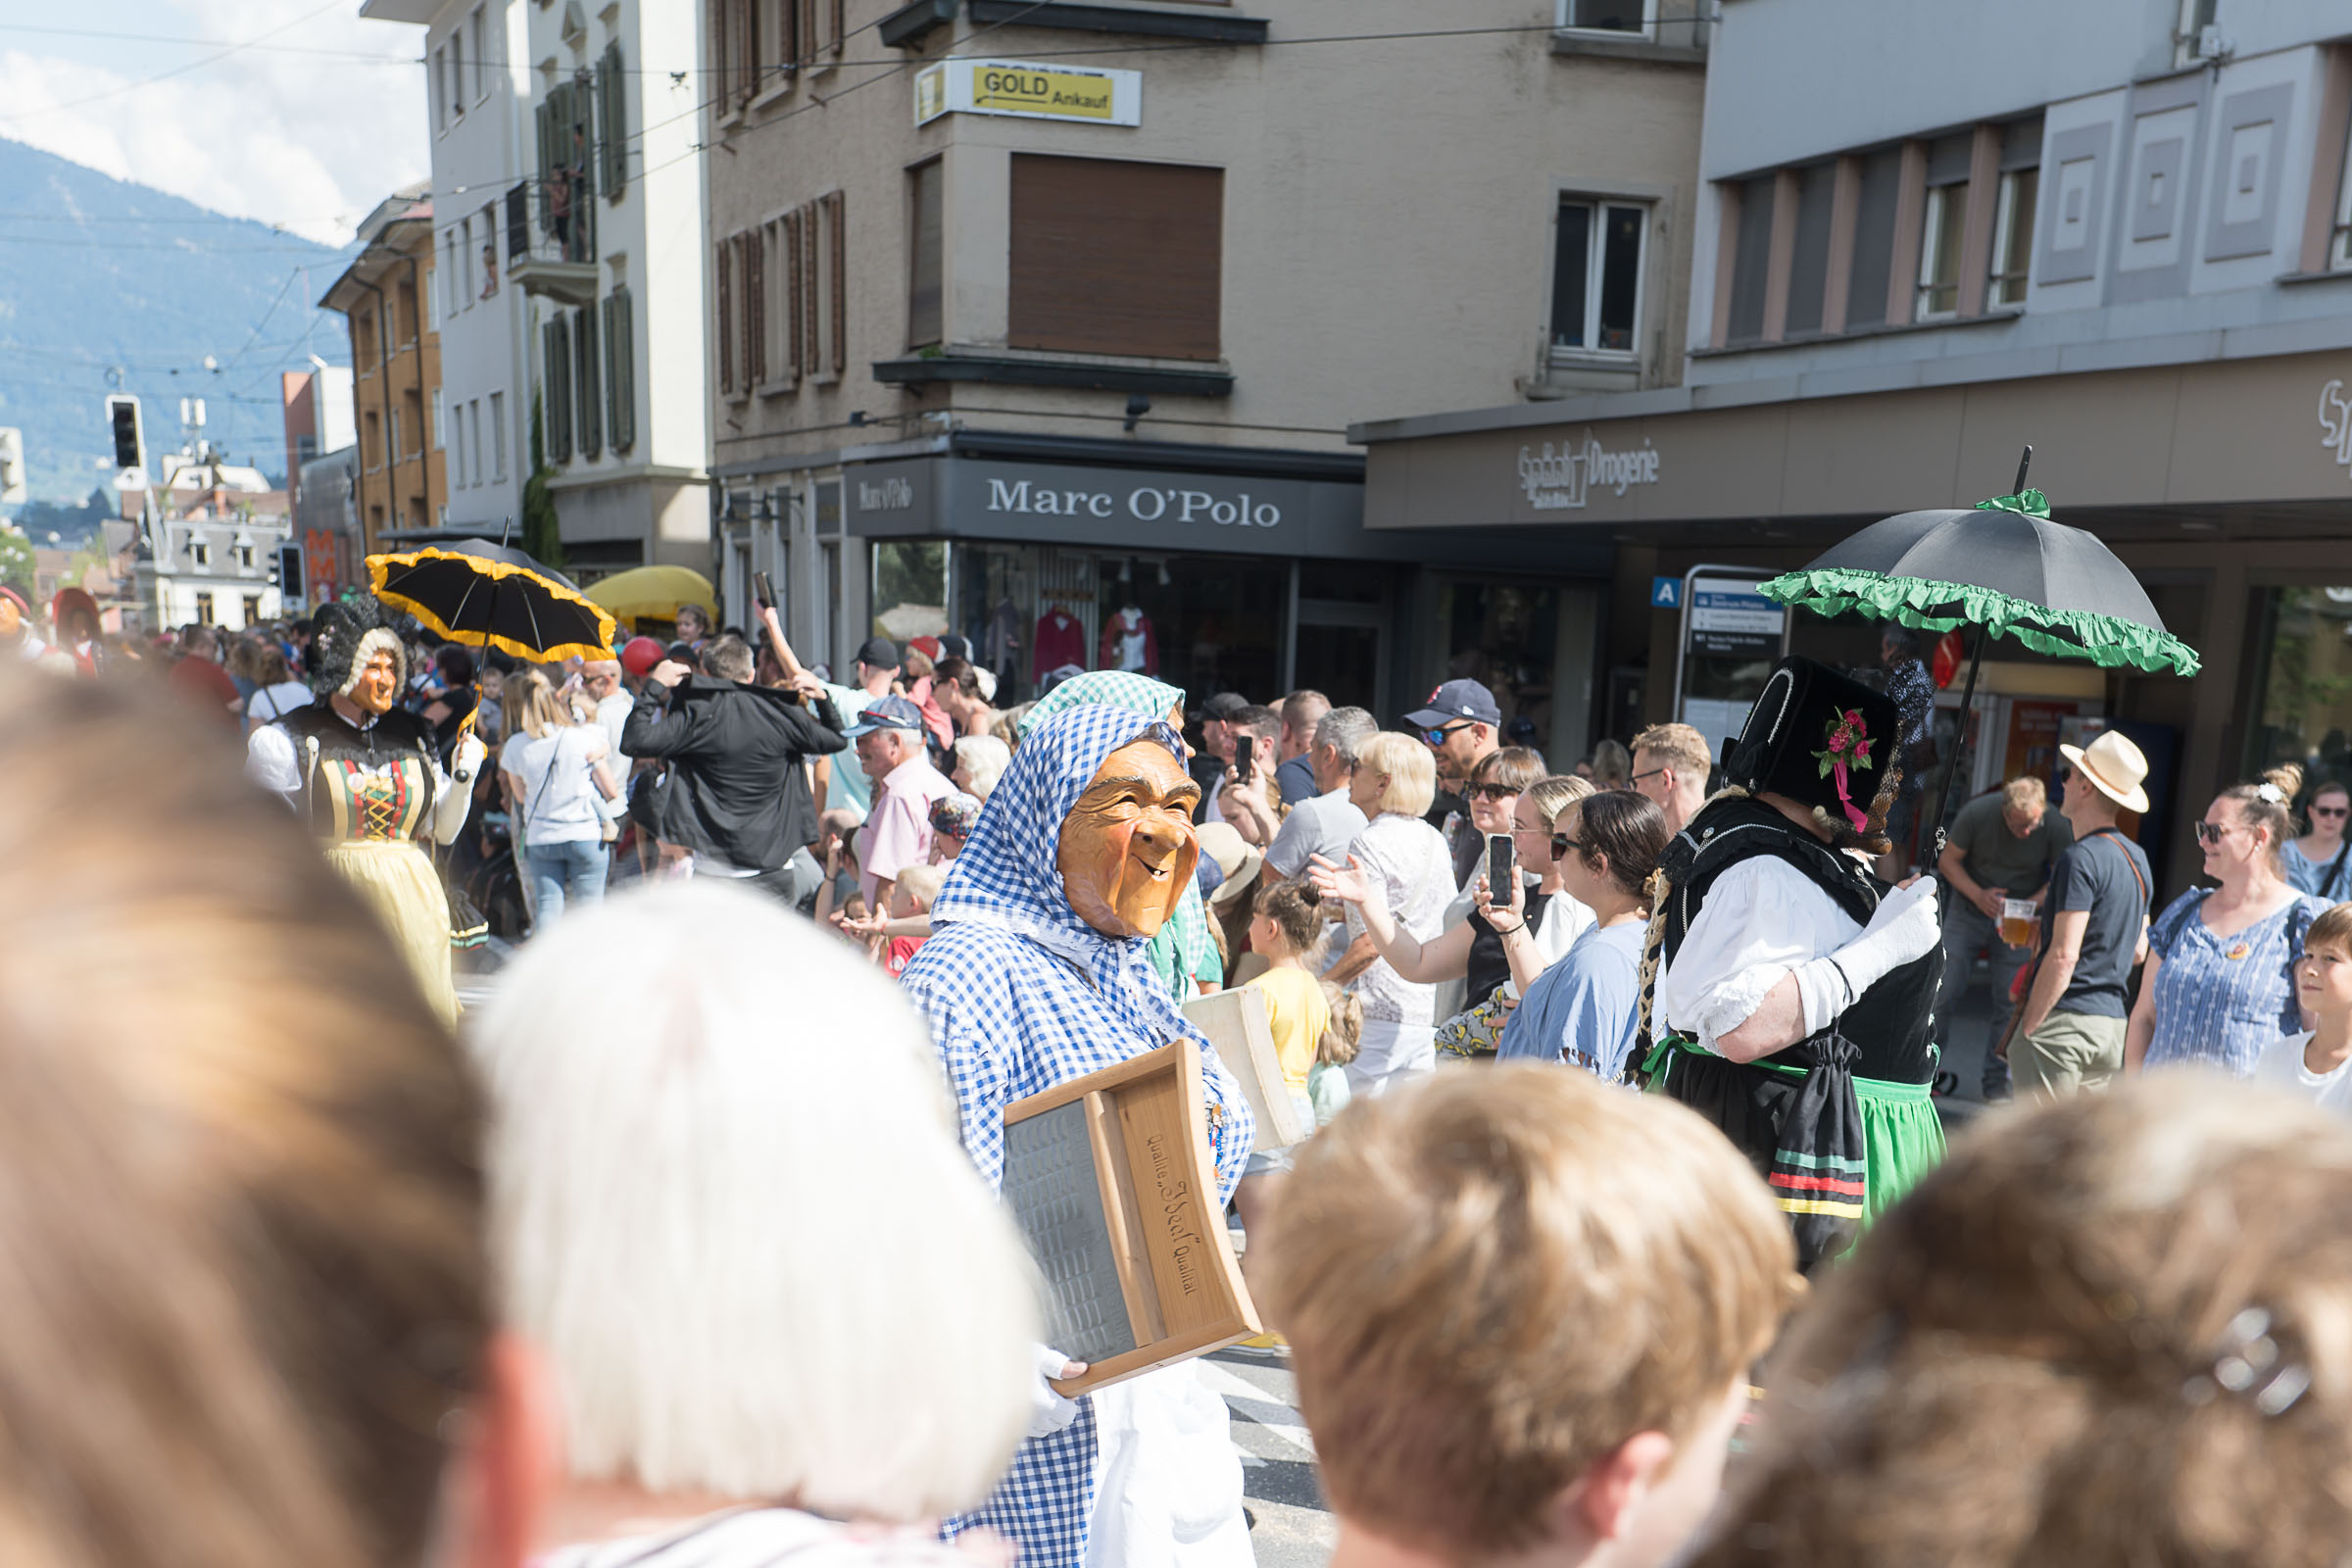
[246,603,477,1024]
[1640,658,1945,1271]
[900,704,1254,1568]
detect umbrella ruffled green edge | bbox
[1758,566,2200,677]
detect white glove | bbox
[1791,876,1943,1036]
[1025,1344,1084,1438]
[449,734,487,783]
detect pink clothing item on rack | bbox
[1032,609,1086,680]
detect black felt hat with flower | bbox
[1723,656,1904,853]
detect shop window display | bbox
[2247,584,2352,794]
[946,543,1285,706]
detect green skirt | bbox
[1647,1040,1946,1229]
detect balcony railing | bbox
[506,172,599,306]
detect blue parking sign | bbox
[1651,576,1681,610]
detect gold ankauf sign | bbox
[916,57,1142,126]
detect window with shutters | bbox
[907,159,943,350]
[506,183,528,261]
[575,305,603,461]
[744,228,766,387]
[604,287,635,452]
[824,189,846,377]
[716,236,737,397]
[545,317,573,463]
[597,43,627,200]
[536,78,596,262]
[1008,156,1222,361]
[770,209,804,389]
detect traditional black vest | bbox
[1650,796,1942,1084]
[278,703,442,840]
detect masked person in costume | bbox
[1641,656,1945,1272]
[901,704,1254,1568]
[243,598,485,1024]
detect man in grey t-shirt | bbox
[2012,731,2153,1101]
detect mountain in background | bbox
[0,135,356,504]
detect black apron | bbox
[1637,798,1941,1270]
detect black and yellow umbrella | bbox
[368,545,616,662]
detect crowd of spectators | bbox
[24,609,2352,1568]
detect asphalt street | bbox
[1207,1342,1335,1568]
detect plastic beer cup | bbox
[2000,899,2037,948]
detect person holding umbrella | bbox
[243,595,488,1023]
[1643,657,1946,1272]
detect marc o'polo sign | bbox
[846,458,1331,558]
[915,58,1143,127]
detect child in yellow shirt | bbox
[1232,883,1331,1270]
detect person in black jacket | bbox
[622,633,847,906]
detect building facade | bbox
[320,187,447,555]
[134,457,293,633]
[703,0,1705,746]
[362,0,708,577]
[1358,0,2352,896]
[364,0,536,540]
[509,0,711,580]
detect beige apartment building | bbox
[703,0,1706,744]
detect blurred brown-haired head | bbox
[0,667,487,1568]
[1689,1076,2352,1568]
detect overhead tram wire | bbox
[0,0,349,123]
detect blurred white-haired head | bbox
[469,879,1037,1520]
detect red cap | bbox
[620,635,666,676]
[909,635,942,661]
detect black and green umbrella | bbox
[1757,454,2198,853]
[1757,488,2198,677]
[368,545,616,663]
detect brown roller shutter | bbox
[1008,154,1222,361]
[825,189,846,375]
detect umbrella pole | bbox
[1926,622,1987,864]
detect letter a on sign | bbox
[1651,576,1681,610]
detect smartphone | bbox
[1488,833,1515,897]
[1236,733,1256,783]
[755,569,777,612]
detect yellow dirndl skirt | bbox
[325,839,460,1027]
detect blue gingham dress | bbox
[2143,888,2329,1078]
[900,704,1253,1568]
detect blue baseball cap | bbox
[1403,678,1501,730]
[842,693,927,738]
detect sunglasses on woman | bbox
[1551,834,1588,858]
[2316,805,2349,819]
[2193,820,2238,846]
[1468,782,1519,801]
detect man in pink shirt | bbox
[846,695,956,918]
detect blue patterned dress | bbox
[2143,888,2330,1077]
[900,704,1253,1568]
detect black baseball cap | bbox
[1403,678,1502,730]
[1201,691,1250,721]
[855,635,900,669]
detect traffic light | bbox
[0,428,23,506]
[105,395,143,471]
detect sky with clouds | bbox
[0,2,430,246]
